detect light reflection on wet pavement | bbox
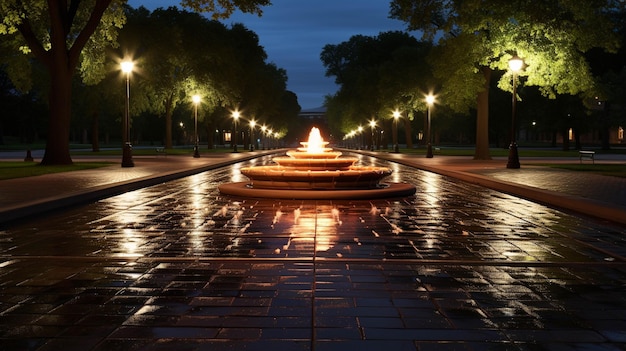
[1,154,625,350]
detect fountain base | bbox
[218,181,416,199]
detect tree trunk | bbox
[41,67,73,165]
[474,66,492,160]
[206,123,214,149]
[91,111,100,152]
[403,117,413,149]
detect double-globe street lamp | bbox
[232,110,240,153]
[425,94,435,158]
[192,95,201,158]
[392,110,401,153]
[120,61,134,168]
[507,55,524,169]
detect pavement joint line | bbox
[3,255,625,266]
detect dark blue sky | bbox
[127,1,410,109]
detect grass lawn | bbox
[0,162,113,181]
[1,146,624,180]
[538,164,626,178]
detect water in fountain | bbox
[218,127,416,199]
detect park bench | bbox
[155,147,167,156]
[579,150,595,164]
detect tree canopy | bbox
[0,0,270,165]
[321,31,433,146]
[390,0,623,159]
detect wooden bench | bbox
[155,147,167,156]
[579,150,595,164]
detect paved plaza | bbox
[0,151,625,350]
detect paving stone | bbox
[1,157,625,350]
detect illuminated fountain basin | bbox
[218,127,416,199]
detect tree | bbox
[390,0,622,159]
[321,31,433,147]
[0,0,270,165]
[118,7,229,149]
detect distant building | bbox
[298,106,326,120]
[295,106,332,143]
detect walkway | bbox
[0,149,625,351]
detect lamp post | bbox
[426,94,435,158]
[232,110,239,152]
[261,125,267,149]
[192,95,201,158]
[392,110,401,153]
[358,126,363,149]
[369,120,376,151]
[120,61,134,167]
[507,55,524,169]
[249,120,256,151]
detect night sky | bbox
[126,0,411,109]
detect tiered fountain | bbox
[218,127,415,199]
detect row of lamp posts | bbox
[230,110,279,152]
[120,54,522,168]
[349,54,523,167]
[348,93,436,157]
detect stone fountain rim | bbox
[218,181,416,199]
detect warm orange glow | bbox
[306,127,325,153]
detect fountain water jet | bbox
[218,127,416,199]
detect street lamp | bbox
[261,125,267,149]
[426,94,435,158]
[249,120,256,151]
[232,110,240,152]
[507,55,524,169]
[358,125,363,149]
[120,60,134,167]
[369,119,376,151]
[192,95,201,158]
[392,110,401,153]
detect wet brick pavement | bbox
[1,156,625,350]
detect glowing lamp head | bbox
[192,95,201,104]
[121,61,134,74]
[426,94,435,106]
[232,111,240,120]
[393,110,401,120]
[509,55,524,72]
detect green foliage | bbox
[181,0,270,19]
[390,0,624,158]
[0,0,272,165]
[390,0,623,109]
[321,31,433,136]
